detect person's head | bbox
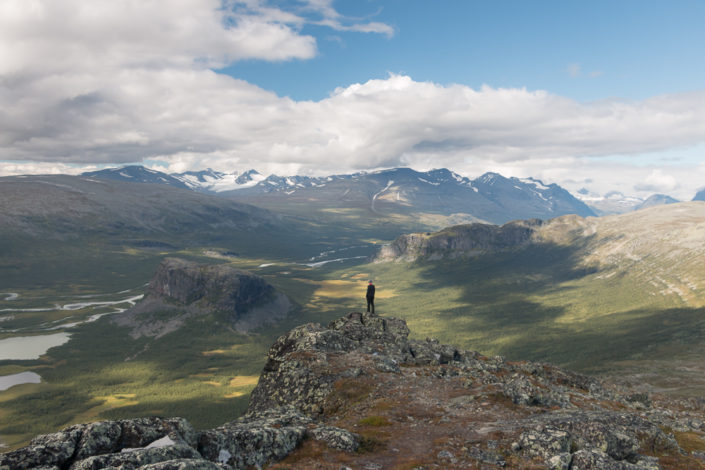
[368,280,373,284]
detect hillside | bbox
[377,202,705,307]
[4,311,705,469]
[0,174,301,291]
[0,175,274,241]
[363,202,705,393]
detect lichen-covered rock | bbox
[73,421,123,460]
[0,425,83,469]
[0,417,198,470]
[503,374,569,407]
[519,425,572,458]
[70,444,202,470]
[198,407,310,469]
[307,426,360,452]
[408,338,460,365]
[138,459,230,470]
[547,452,572,470]
[374,356,401,373]
[543,411,671,461]
[119,417,198,450]
[247,311,413,415]
[568,449,658,469]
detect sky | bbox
[2,0,705,200]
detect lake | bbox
[0,333,71,360]
[0,371,42,391]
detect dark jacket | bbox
[366,284,375,299]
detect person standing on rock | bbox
[366,280,375,314]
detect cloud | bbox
[301,0,395,37]
[567,63,603,79]
[2,1,705,200]
[633,169,679,193]
[4,67,705,180]
[567,63,582,77]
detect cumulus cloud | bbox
[2,0,705,200]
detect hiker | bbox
[366,280,375,314]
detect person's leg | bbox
[367,298,371,312]
[370,298,374,314]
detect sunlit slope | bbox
[379,202,705,308]
[362,202,705,377]
[579,203,705,305]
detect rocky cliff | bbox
[5,311,705,469]
[113,258,292,337]
[376,219,546,262]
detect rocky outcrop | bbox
[376,219,544,262]
[0,417,199,470]
[113,258,292,337]
[5,311,705,469]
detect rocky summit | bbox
[113,258,292,338]
[4,311,705,469]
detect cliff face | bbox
[6,311,705,469]
[377,219,544,262]
[114,258,292,337]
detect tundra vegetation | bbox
[1,176,704,452]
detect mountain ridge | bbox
[79,165,595,224]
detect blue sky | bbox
[226,1,705,102]
[1,0,705,200]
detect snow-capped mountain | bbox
[82,165,191,189]
[574,188,644,215]
[172,169,266,192]
[81,166,596,224]
[222,167,596,224]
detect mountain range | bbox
[574,188,682,215]
[82,166,596,225]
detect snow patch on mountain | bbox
[173,169,265,192]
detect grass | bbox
[3,204,705,451]
[358,415,392,427]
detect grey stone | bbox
[308,426,360,452]
[69,445,202,470]
[139,458,231,470]
[0,425,83,469]
[198,407,309,469]
[73,421,122,460]
[519,425,571,459]
[547,452,571,470]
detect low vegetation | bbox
[3,202,705,452]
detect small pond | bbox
[0,332,71,360]
[0,371,42,391]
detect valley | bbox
[2,173,705,455]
